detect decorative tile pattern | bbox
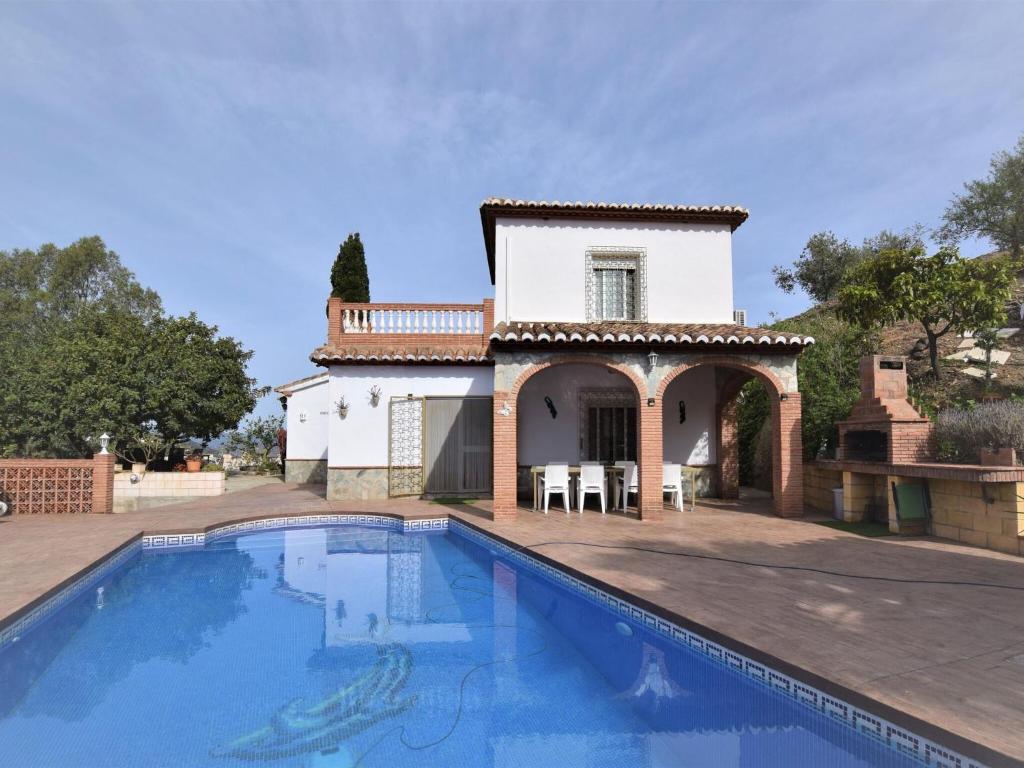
[141,514,449,550]
[447,518,986,768]
[0,540,140,651]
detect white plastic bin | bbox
[832,487,844,520]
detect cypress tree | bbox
[330,233,370,302]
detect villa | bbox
[277,198,814,520]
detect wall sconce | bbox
[544,396,557,419]
[779,393,789,402]
[298,412,307,423]
[368,385,382,407]
[335,397,350,419]
[499,401,511,416]
[678,401,686,424]
[99,433,110,454]
[647,349,659,371]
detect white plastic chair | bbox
[663,463,683,511]
[617,461,638,512]
[540,463,571,514]
[577,462,606,514]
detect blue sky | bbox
[2,2,1023,418]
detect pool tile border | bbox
[141,514,449,549]
[0,539,141,651]
[447,518,984,768]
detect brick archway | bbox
[656,357,803,518]
[492,356,650,521]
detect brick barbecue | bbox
[837,356,931,463]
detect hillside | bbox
[779,254,1024,412]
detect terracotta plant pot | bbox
[185,457,202,473]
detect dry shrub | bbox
[933,400,1024,463]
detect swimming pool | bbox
[0,521,960,767]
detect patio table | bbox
[529,465,700,511]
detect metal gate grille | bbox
[388,397,424,497]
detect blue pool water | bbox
[0,525,929,767]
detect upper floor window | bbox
[585,248,647,322]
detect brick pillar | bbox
[717,396,740,499]
[327,296,343,345]
[482,298,495,334]
[638,398,663,520]
[91,452,116,514]
[773,393,803,518]
[492,391,517,521]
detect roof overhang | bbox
[480,198,750,284]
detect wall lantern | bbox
[368,385,383,407]
[499,401,512,417]
[544,396,557,419]
[99,433,110,454]
[299,412,308,423]
[647,349,659,371]
[678,401,686,424]
[779,393,789,402]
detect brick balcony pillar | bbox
[492,391,517,521]
[482,298,495,334]
[638,399,663,520]
[327,296,343,345]
[717,396,740,499]
[773,393,804,518]
[91,452,116,514]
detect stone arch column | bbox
[491,354,652,521]
[655,355,803,518]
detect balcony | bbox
[325,297,494,351]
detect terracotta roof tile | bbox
[311,343,491,366]
[489,321,814,348]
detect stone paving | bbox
[1,483,1023,765]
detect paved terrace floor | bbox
[1,484,1023,766]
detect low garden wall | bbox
[114,470,224,498]
[0,454,115,514]
[809,459,1024,556]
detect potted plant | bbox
[185,453,202,472]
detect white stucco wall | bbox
[516,362,717,466]
[661,365,717,465]
[493,217,734,324]
[284,376,330,460]
[328,365,494,467]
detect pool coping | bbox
[0,509,1015,768]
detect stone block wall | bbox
[327,467,389,500]
[285,459,328,485]
[928,479,1024,556]
[804,464,843,515]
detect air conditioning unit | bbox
[733,309,747,326]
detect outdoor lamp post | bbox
[99,433,110,454]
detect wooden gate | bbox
[423,397,493,495]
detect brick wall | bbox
[0,453,114,514]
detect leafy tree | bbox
[330,232,370,302]
[0,237,263,458]
[773,227,926,303]
[837,245,1014,378]
[938,135,1024,262]
[772,232,863,303]
[225,415,284,466]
